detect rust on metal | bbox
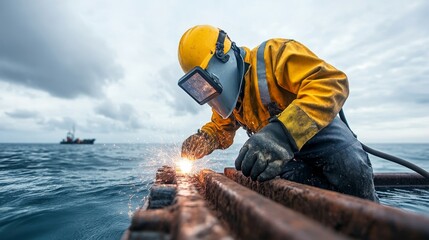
[122,166,232,240]
[129,208,173,232]
[124,166,429,240]
[145,166,177,210]
[156,165,176,184]
[198,169,347,240]
[122,166,177,240]
[172,172,232,240]
[224,168,429,240]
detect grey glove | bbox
[235,120,295,181]
[181,130,219,160]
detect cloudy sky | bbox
[0,0,428,144]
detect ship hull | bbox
[60,139,95,144]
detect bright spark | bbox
[177,158,193,174]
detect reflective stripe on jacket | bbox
[201,39,349,150]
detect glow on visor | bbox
[178,66,223,105]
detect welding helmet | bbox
[178,25,245,119]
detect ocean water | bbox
[0,143,428,240]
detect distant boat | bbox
[60,126,95,144]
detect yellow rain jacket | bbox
[201,39,349,150]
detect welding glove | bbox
[235,120,295,182]
[181,130,219,160]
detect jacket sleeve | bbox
[274,40,349,150]
[201,109,240,149]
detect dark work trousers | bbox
[281,117,379,202]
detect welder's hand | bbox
[181,130,219,160]
[235,121,295,182]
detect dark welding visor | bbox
[178,66,223,105]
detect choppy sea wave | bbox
[0,143,428,239]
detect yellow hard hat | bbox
[178,25,232,73]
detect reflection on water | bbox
[377,188,429,215]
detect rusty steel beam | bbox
[224,168,429,240]
[146,166,177,210]
[374,172,429,188]
[198,169,347,240]
[130,208,173,232]
[122,166,232,240]
[155,165,177,184]
[172,172,232,240]
[122,166,177,240]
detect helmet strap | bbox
[215,30,230,63]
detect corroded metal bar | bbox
[122,166,231,240]
[172,172,232,240]
[374,172,429,188]
[146,166,177,210]
[224,168,429,240]
[147,185,176,209]
[199,169,347,240]
[130,208,173,232]
[122,208,173,240]
[122,166,177,240]
[156,165,176,184]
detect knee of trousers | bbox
[281,160,331,189]
[322,141,378,201]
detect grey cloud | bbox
[156,65,203,116]
[35,115,134,137]
[35,115,137,135]
[323,1,429,110]
[0,1,123,98]
[95,100,144,130]
[5,109,38,119]
[37,116,76,131]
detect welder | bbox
[177,25,379,202]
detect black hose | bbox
[361,143,429,178]
[339,109,429,179]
